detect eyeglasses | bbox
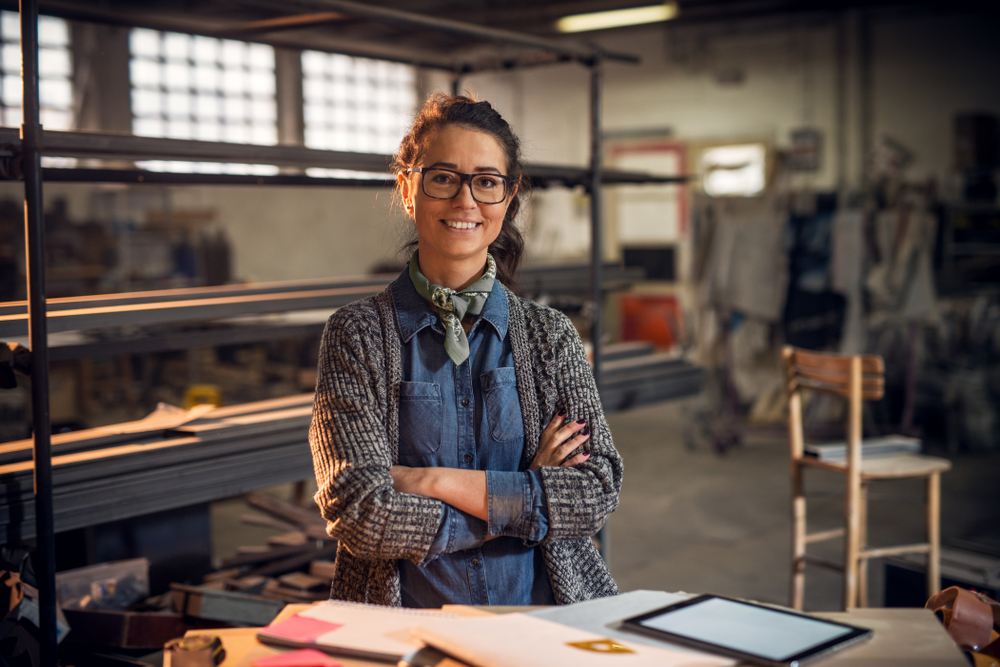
[409,167,511,205]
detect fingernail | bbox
[557,408,566,416]
[576,418,587,425]
[583,450,591,457]
[582,428,590,436]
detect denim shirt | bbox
[391,274,555,608]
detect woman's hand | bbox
[529,410,591,471]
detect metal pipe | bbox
[20,0,57,663]
[588,58,609,565]
[0,129,688,186]
[36,167,393,187]
[0,1,640,71]
[859,8,873,191]
[248,0,639,64]
[589,59,604,416]
[0,127,394,169]
[835,11,847,193]
[6,0,458,71]
[0,285,390,338]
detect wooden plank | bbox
[246,492,325,528]
[250,542,338,578]
[170,584,284,626]
[221,544,315,569]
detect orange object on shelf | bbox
[620,294,682,350]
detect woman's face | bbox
[399,125,515,276]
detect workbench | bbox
[191,602,967,667]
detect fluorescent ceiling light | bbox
[556,3,679,33]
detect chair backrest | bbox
[782,347,884,401]
[781,346,886,464]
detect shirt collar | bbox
[392,268,508,344]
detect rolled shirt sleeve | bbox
[485,470,550,545]
[420,503,488,565]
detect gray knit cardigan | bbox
[308,281,622,605]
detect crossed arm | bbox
[311,301,620,564]
[389,412,592,521]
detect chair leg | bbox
[927,473,941,598]
[791,464,807,611]
[857,483,868,608]
[844,470,862,611]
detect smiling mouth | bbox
[443,220,480,230]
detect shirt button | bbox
[471,559,480,567]
[464,454,473,464]
[461,398,470,407]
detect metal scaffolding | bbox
[10,2,666,661]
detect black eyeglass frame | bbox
[408,167,513,204]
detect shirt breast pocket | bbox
[481,367,524,444]
[398,381,442,465]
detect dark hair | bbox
[393,93,526,292]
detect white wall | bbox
[168,185,408,282]
[0,181,409,283]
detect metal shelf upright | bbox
[8,2,687,660]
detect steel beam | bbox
[0,0,641,71]
[0,127,393,169]
[242,0,639,64]
[19,0,57,662]
[0,263,646,337]
[0,128,688,187]
[0,285,387,337]
[6,0,458,71]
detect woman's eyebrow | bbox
[428,161,502,173]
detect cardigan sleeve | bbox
[535,311,623,541]
[309,305,445,564]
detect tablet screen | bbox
[627,596,863,663]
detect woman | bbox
[309,93,622,607]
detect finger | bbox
[549,419,587,447]
[541,409,568,437]
[544,420,590,461]
[561,451,591,467]
[554,429,591,460]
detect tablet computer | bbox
[619,594,873,667]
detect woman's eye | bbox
[475,176,500,189]
[430,172,457,185]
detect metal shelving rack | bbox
[7,1,690,660]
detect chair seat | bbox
[800,452,952,479]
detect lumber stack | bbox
[601,347,704,412]
[0,345,702,543]
[0,394,315,544]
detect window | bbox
[129,28,277,174]
[302,50,415,172]
[0,11,73,130]
[700,144,767,197]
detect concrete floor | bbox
[211,398,1000,612]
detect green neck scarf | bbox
[408,251,497,366]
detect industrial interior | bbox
[0,0,998,665]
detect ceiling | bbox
[0,0,979,71]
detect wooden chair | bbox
[782,346,951,611]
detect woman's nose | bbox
[452,181,478,208]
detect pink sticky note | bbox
[254,648,341,667]
[262,615,344,642]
